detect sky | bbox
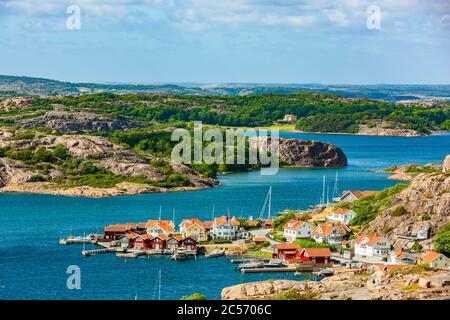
[0,0,449,84]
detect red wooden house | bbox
[104,224,135,240]
[299,248,332,264]
[166,235,184,252]
[132,234,152,250]
[273,243,302,262]
[181,237,197,254]
[148,234,168,252]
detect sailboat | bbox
[332,171,341,203]
[258,186,272,227]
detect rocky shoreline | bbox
[222,267,450,300]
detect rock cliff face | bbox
[20,111,140,132]
[444,155,450,173]
[365,172,450,249]
[248,136,347,167]
[221,268,450,300]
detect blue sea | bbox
[0,132,449,300]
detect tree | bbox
[181,293,206,300]
[411,241,423,253]
[434,223,450,256]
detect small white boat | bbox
[116,252,139,259]
[263,260,287,268]
[170,248,189,261]
[205,249,225,258]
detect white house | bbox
[145,220,175,237]
[388,249,417,265]
[327,208,356,225]
[211,216,240,240]
[283,220,312,242]
[421,251,449,269]
[354,235,391,260]
[312,224,349,245]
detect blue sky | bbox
[0,0,449,84]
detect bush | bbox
[181,293,206,300]
[411,241,423,253]
[422,212,431,221]
[29,175,46,182]
[391,206,407,217]
[434,222,450,256]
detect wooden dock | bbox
[240,266,298,273]
[82,248,112,256]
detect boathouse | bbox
[299,248,332,264]
[273,243,302,262]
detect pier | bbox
[81,248,113,256]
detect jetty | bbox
[81,248,113,256]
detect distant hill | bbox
[1,74,449,102]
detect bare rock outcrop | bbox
[365,173,450,248]
[0,128,218,197]
[248,136,347,167]
[20,111,140,132]
[222,268,450,300]
[444,155,450,173]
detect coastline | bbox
[0,182,217,198]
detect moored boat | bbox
[205,248,225,258]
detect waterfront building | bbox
[420,251,449,269]
[104,224,135,240]
[299,248,332,264]
[179,218,208,242]
[283,220,312,242]
[273,243,302,262]
[145,220,175,237]
[354,235,391,260]
[327,208,356,225]
[339,190,375,203]
[282,114,298,123]
[211,215,240,240]
[388,249,417,265]
[312,224,349,245]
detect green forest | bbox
[25,92,449,134]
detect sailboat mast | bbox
[268,186,272,221]
[322,175,326,206]
[332,171,339,199]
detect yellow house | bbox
[179,218,208,242]
[421,251,449,269]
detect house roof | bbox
[151,234,169,241]
[122,232,140,240]
[145,220,175,233]
[203,221,213,229]
[312,224,347,237]
[180,218,205,229]
[275,243,301,251]
[421,251,445,262]
[334,208,354,215]
[168,234,184,241]
[214,216,240,226]
[391,249,407,260]
[354,235,385,246]
[104,224,133,232]
[248,220,261,227]
[253,237,267,242]
[301,248,331,258]
[342,190,375,199]
[284,219,308,230]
